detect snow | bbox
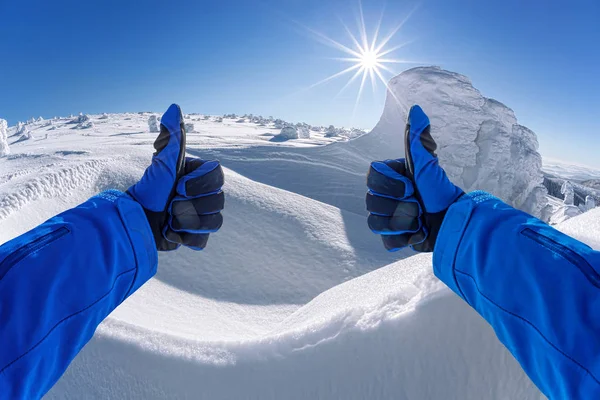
[275,125,298,140]
[0,67,579,399]
[582,195,596,212]
[367,67,547,218]
[148,115,159,133]
[562,180,575,204]
[0,118,9,156]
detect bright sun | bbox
[360,50,379,70]
[298,2,419,117]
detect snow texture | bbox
[367,67,547,217]
[0,119,9,156]
[0,67,569,400]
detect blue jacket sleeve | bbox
[0,190,157,399]
[434,191,600,398]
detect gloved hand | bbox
[128,104,224,251]
[366,105,463,252]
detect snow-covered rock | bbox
[0,119,9,156]
[185,123,195,133]
[365,66,547,217]
[99,113,109,120]
[148,115,159,133]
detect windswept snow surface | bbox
[0,68,560,399]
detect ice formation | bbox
[0,119,9,156]
[561,180,575,205]
[365,67,548,217]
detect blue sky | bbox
[1,0,599,166]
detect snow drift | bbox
[0,67,563,399]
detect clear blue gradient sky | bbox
[1,0,599,166]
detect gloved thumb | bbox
[404,105,462,213]
[129,104,187,212]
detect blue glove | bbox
[128,104,224,251]
[366,105,463,252]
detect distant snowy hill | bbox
[543,158,600,182]
[0,67,569,399]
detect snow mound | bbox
[48,256,542,400]
[0,118,9,156]
[364,66,547,217]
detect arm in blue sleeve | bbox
[434,191,600,398]
[0,190,157,398]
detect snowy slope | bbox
[0,68,563,399]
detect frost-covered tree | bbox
[297,126,310,139]
[561,181,575,205]
[581,195,597,212]
[17,122,28,135]
[278,126,298,140]
[148,115,160,133]
[325,125,339,138]
[185,123,195,133]
[0,119,9,157]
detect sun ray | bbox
[307,63,363,90]
[339,18,364,54]
[294,20,362,58]
[356,0,370,53]
[376,39,415,58]
[374,4,419,54]
[296,2,419,112]
[352,69,370,118]
[336,66,366,98]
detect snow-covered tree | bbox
[581,195,597,212]
[185,123,195,133]
[297,126,310,139]
[325,125,339,138]
[0,119,9,157]
[17,122,28,135]
[561,181,575,205]
[148,115,160,133]
[277,125,298,140]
